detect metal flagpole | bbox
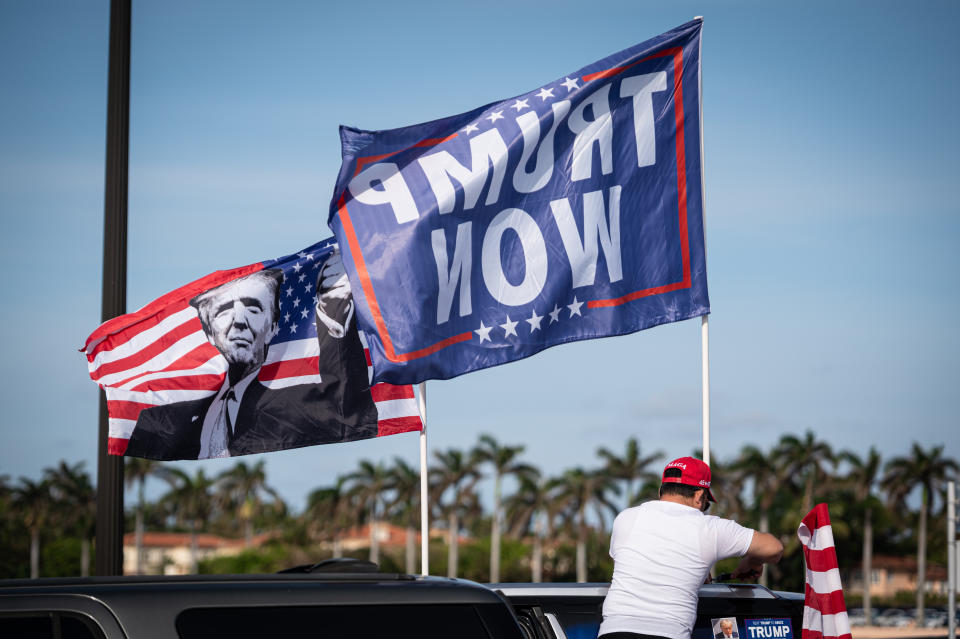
[701,316,710,465]
[418,382,429,575]
[694,16,710,466]
[96,0,131,577]
[948,481,956,639]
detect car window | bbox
[177,603,504,639]
[0,612,104,639]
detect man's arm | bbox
[730,531,783,581]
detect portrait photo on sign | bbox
[712,617,740,639]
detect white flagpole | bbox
[701,316,710,465]
[695,16,711,466]
[418,381,429,575]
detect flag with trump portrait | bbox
[329,19,709,385]
[82,238,422,461]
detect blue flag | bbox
[329,19,708,385]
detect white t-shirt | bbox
[599,500,754,639]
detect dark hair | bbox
[659,483,702,499]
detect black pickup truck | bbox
[0,562,804,639]
[494,582,805,639]
[0,566,525,639]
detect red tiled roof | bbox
[122,532,269,550]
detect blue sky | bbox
[1,0,957,511]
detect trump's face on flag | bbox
[191,269,282,384]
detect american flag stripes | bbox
[797,504,851,639]
[82,238,422,459]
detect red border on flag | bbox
[337,47,692,363]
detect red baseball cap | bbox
[661,456,716,502]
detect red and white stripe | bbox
[797,504,851,639]
[83,264,421,456]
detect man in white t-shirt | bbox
[599,456,783,639]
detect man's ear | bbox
[267,320,279,343]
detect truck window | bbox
[177,603,507,639]
[0,612,104,639]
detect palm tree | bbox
[881,443,958,624]
[689,449,743,522]
[472,434,537,582]
[385,457,422,574]
[840,447,882,625]
[45,461,95,577]
[775,431,835,514]
[345,460,389,565]
[549,467,619,582]
[162,468,215,573]
[732,445,781,535]
[12,477,53,578]
[124,457,174,574]
[730,445,785,586]
[431,448,481,578]
[217,461,282,547]
[597,438,662,509]
[503,467,550,582]
[304,477,352,558]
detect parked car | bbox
[0,560,806,639]
[493,581,805,639]
[846,607,866,626]
[0,561,526,639]
[922,610,947,628]
[874,608,912,627]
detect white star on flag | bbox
[548,305,561,323]
[475,320,493,343]
[292,262,302,273]
[462,122,479,134]
[561,76,579,91]
[289,322,298,333]
[526,309,543,332]
[297,251,308,259]
[300,308,310,319]
[298,273,306,282]
[486,110,504,123]
[511,98,529,111]
[500,315,518,338]
[535,87,554,101]
[285,286,294,297]
[567,296,583,317]
[283,312,291,322]
[292,298,301,308]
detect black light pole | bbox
[96,0,131,576]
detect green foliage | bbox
[41,537,86,578]
[1,435,956,593]
[198,544,290,574]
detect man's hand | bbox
[316,249,354,338]
[731,531,784,582]
[318,249,351,302]
[730,560,764,582]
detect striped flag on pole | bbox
[798,504,851,639]
[82,238,422,460]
